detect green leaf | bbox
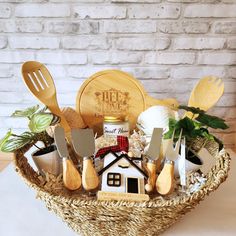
[1,131,35,152]
[1,131,36,152]
[169,117,178,129]
[196,113,229,130]
[178,105,205,115]
[164,130,173,139]
[178,117,195,132]
[1,138,30,152]
[190,129,204,138]
[0,130,12,152]
[11,105,39,118]
[193,120,203,129]
[28,113,53,133]
[164,105,227,148]
[164,117,196,140]
[164,118,178,139]
[201,131,215,140]
[20,131,35,140]
[164,130,172,139]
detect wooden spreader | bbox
[76,70,179,135]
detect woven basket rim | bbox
[13,141,231,208]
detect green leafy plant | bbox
[179,105,228,130]
[0,105,59,152]
[164,105,229,150]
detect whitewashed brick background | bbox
[0,0,235,150]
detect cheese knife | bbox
[144,128,163,193]
[156,130,182,195]
[71,129,99,192]
[54,126,82,191]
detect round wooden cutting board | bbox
[76,70,178,135]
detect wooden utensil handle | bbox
[63,158,82,191]
[145,179,153,193]
[82,158,99,191]
[156,161,175,195]
[47,105,71,133]
[146,161,157,191]
[146,97,179,111]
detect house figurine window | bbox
[107,173,121,187]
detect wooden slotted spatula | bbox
[71,129,99,191]
[185,76,224,118]
[21,61,70,133]
[54,126,81,190]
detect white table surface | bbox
[0,150,236,236]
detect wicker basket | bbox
[13,138,230,236]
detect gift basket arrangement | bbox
[0,61,230,236]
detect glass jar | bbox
[103,116,129,138]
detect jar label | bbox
[103,123,129,137]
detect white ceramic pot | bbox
[32,145,62,176]
[174,153,203,177]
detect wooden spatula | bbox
[185,76,224,118]
[54,126,81,190]
[71,129,99,191]
[21,61,70,133]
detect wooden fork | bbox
[22,61,70,132]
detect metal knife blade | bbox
[54,126,69,158]
[71,129,95,157]
[146,128,163,161]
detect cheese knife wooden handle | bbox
[82,157,99,191]
[145,128,163,193]
[156,160,175,195]
[54,126,81,191]
[63,158,82,191]
[145,161,157,193]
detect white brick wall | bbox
[0,0,235,150]
[0,4,11,18]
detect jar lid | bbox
[104,116,125,122]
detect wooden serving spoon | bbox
[185,76,224,119]
[21,61,70,133]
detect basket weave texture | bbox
[14,138,230,236]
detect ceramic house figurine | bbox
[97,152,149,202]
